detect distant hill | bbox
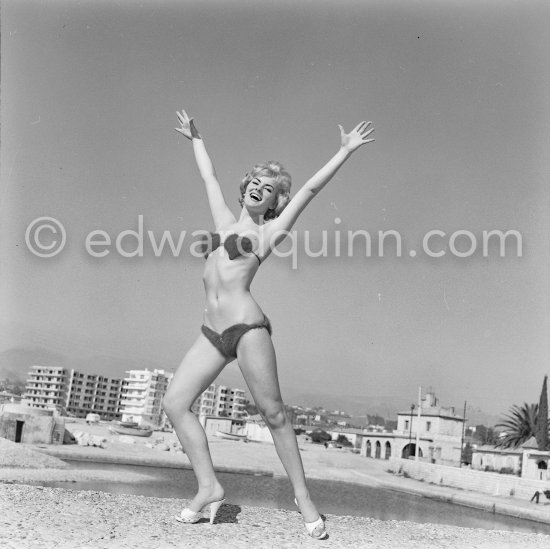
[0,347,70,382]
[275,389,501,427]
[283,391,411,420]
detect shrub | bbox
[336,435,353,447]
[310,429,331,444]
[498,467,515,476]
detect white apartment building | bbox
[23,365,123,420]
[192,384,246,419]
[192,384,217,416]
[216,385,246,418]
[23,366,68,411]
[119,369,172,428]
[66,371,122,421]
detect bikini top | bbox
[199,233,261,264]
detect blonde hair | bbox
[239,161,292,221]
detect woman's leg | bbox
[236,328,321,523]
[162,334,228,511]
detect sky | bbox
[1,0,549,416]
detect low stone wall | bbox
[388,457,550,500]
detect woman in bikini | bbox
[162,109,374,539]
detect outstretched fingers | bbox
[339,120,375,151]
[177,110,192,124]
[358,121,375,142]
[354,121,373,133]
[178,108,190,119]
[175,109,195,138]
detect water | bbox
[26,460,550,535]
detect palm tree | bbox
[496,403,539,449]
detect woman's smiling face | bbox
[243,176,279,214]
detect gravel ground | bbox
[2,483,550,549]
[2,433,550,548]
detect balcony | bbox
[124,384,148,391]
[25,382,64,389]
[30,378,66,385]
[119,399,141,405]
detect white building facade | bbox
[245,414,274,443]
[328,427,366,448]
[23,366,68,411]
[192,383,246,420]
[119,369,173,428]
[215,385,246,419]
[360,392,465,466]
[471,445,522,475]
[192,384,217,416]
[23,365,123,420]
[65,371,122,421]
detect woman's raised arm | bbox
[175,110,236,230]
[262,121,374,250]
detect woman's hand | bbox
[338,121,375,153]
[175,109,201,140]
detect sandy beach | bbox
[2,421,550,548]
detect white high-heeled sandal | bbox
[294,498,328,540]
[175,498,226,525]
[208,499,226,524]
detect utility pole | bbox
[415,386,422,462]
[408,404,414,458]
[460,400,467,467]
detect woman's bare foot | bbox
[186,481,225,512]
[295,492,321,523]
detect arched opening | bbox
[375,441,381,459]
[366,440,372,458]
[384,441,391,460]
[401,443,423,459]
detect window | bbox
[404,420,409,430]
[426,421,431,432]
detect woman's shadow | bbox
[207,503,241,524]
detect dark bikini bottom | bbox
[201,316,272,359]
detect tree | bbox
[462,442,473,465]
[496,403,538,449]
[366,414,386,426]
[310,429,331,444]
[536,375,549,451]
[483,426,499,445]
[472,424,499,445]
[336,434,353,447]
